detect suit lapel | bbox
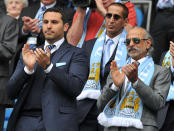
[51,42,70,65]
[30,3,40,18]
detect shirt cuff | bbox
[44,63,53,73]
[24,66,34,75]
[22,28,29,35]
[110,83,119,92]
[132,79,138,89]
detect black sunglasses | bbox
[105,13,122,20]
[124,38,148,46]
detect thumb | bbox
[133,61,139,69]
[46,46,51,56]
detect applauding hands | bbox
[22,44,51,71]
[111,60,139,87]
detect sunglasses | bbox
[105,13,122,20]
[124,38,148,46]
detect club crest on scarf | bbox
[77,29,127,101]
[98,57,154,129]
[162,51,174,101]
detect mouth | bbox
[128,49,137,53]
[45,31,53,35]
[108,25,114,29]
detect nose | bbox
[129,40,135,46]
[109,15,115,22]
[47,22,52,28]
[11,2,16,7]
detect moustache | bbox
[128,47,139,52]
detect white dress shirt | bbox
[102,34,121,73]
[24,37,65,74]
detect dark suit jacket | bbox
[6,41,88,131]
[15,2,75,74]
[77,38,117,123]
[0,12,18,106]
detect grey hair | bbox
[4,0,28,7]
[129,26,154,56]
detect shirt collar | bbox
[131,57,147,65]
[105,34,121,45]
[40,1,56,9]
[44,37,64,53]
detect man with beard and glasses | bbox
[97,27,171,131]
[76,3,128,131]
[6,7,88,131]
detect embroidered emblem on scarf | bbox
[77,29,127,100]
[98,57,154,129]
[162,51,174,101]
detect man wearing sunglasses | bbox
[97,27,171,131]
[67,0,137,47]
[76,3,129,131]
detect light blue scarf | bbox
[98,57,154,129]
[76,29,127,101]
[162,50,174,101]
[77,9,105,48]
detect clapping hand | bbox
[22,44,36,71]
[110,60,125,87]
[122,62,138,83]
[22,16,40,34]
[170,41,174,57]
[170,41,174,67]
[34,47,51,69]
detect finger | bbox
[34,50,41,61]
[110,60,118,71]
[38,48,45,54]
[132,61,138,69]
[31,27,40,33]
[45,46,51,54]
[122,65,132,76]
[170,41,174,46]
[35,48,43,56]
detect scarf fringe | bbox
[98,112,143,129]
[76,90,101,100]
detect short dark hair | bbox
[43,7,67,24]
[108,2,129,19]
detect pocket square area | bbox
[56,62,66,67]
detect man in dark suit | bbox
[76,3,129,131]
[15,0,75,71]
[6,7,88,131]
[0,11,18,130]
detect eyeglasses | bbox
[105,13,122,20]
[124,38,148,46]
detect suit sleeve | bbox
[6,55,32,99]
[47,48,88,99]
[133,67,171,110]
[0,16,18,60]
[97,73,120,110]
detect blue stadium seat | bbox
[135,7,144,27]
[3,108,13,131]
